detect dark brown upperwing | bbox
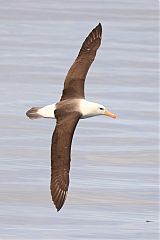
[60,23,102,101]
[50,110,81,211]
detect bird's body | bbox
[26,23,116,211]
[27,99,113,119]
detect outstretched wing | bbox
[60,23,102,101]
[50,110,81,211]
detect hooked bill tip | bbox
[112,114,117,119]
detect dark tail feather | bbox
[26,107,42,119]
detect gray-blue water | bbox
[0,1,159,239]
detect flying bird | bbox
[26,23,117,211]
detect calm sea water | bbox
[0,1,159,239]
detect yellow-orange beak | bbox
[105,110,117,119]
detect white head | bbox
[80,100,117,119]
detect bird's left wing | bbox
[60,23,102,101]
[50,110,81,211]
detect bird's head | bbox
[79,100,117,119]
[97,104,117,119]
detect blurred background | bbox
[0,1,159,239]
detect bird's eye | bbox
[99,107,104,110]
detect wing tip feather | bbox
[50,178,68,212]
[78,23,102,56]
[53,190,68,212]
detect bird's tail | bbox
[26,107,42,119]
[26,104,56,119]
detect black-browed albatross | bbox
[26,23,117,211]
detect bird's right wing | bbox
[60,23,102,101]
[50,110,81,211]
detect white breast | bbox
[79,99,99,118]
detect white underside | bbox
[37,104,56,118]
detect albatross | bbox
[26,23,117,211]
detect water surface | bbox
[0,1,159,239]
